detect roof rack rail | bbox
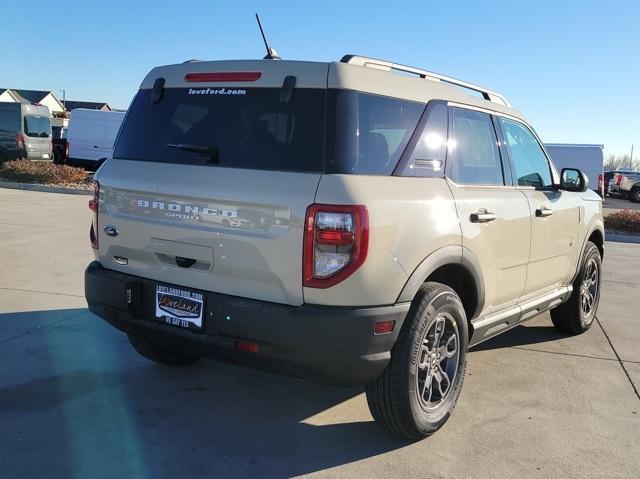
[340,55,511,107]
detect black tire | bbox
[127,333,201,366]
[550,241,601,334]
[366,282,468,440]
[630,187,640,203]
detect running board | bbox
[469,286,573,347]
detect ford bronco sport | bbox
[85,55,604,440]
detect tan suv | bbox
[84,55,604,440]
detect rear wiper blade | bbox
[167,143,220,163]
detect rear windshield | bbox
[114,87,425,175]
[24,115,51,138]
[114,88,326,172]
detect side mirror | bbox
[559,168,588,192]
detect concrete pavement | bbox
[1,188,639,478]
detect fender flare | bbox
[396,245,485,319]
[570,221,605,284]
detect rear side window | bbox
[24,116,51,138]
[328,91,424,175]
[449,108,503,185]
[0,106,20,134]
[114,88,325,172]
[498,117,552,188]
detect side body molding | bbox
[396,245,486,320]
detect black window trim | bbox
[493,115,557,190]
[444,104,508,187]
[393,99,448,177]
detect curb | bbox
[0,180,92,196]
[605,231,640,244]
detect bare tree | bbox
[605,154,638,171]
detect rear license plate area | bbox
[154,284,205,331]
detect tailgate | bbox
[97,159,320,306]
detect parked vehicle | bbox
[52,126,68,165]
[84,55,604,440]
[545,144,604,197]
[67,109,125,170]
[0,102,52,162]
[609,171,640,202]
[604,169,635,196]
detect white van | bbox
[67,109,125,169]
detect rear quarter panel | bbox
[308,175,460,306]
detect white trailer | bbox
[545,143,604,197]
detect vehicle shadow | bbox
[0,309,410,478]
[471,320,570,352]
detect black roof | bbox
[64,101,111,111]
[11,89,51,103]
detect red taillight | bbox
[598,174,604,195]
[303,204,369,289]
[234,340,259,353]
[16,133,25,151]
[89,182,99,249]
[615,174,622,186]
[184,72,262,82]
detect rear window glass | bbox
[328,91,424,175]
[24,115,51,138]
[114,88,326,172]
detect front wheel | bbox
[550,241,601,334]
[366,282,468,440]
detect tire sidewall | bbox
[403,290,468,430]
[577,243,602,328]
[633,188,640,203]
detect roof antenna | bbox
[255,13,281,60]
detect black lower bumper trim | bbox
[84,262,410,386]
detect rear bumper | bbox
[85,261,409,386]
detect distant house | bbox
[64,101,112,112]
[0,88,22,103]
[10,89,65,114]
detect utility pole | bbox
[58,89,66,111]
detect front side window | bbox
[498,117,552,188]
[24,115,51,138]
[449,108,503,185]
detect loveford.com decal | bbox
[188,88,246,95]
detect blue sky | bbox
[2,0,638,156]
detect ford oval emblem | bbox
[103,225,119,237]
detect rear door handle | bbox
[536,207,554,217]
[470,211,497,223]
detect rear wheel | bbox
[366,282,468,440]
[550,241,601,334]
[127,333,202,366]
[630,187,640,203]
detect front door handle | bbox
[470,211,497,223]
[536,207,554,217]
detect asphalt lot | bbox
[604,196,640,214]
[1,187,639,479]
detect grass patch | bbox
[0,160,89,187]
[604,209,640,235]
